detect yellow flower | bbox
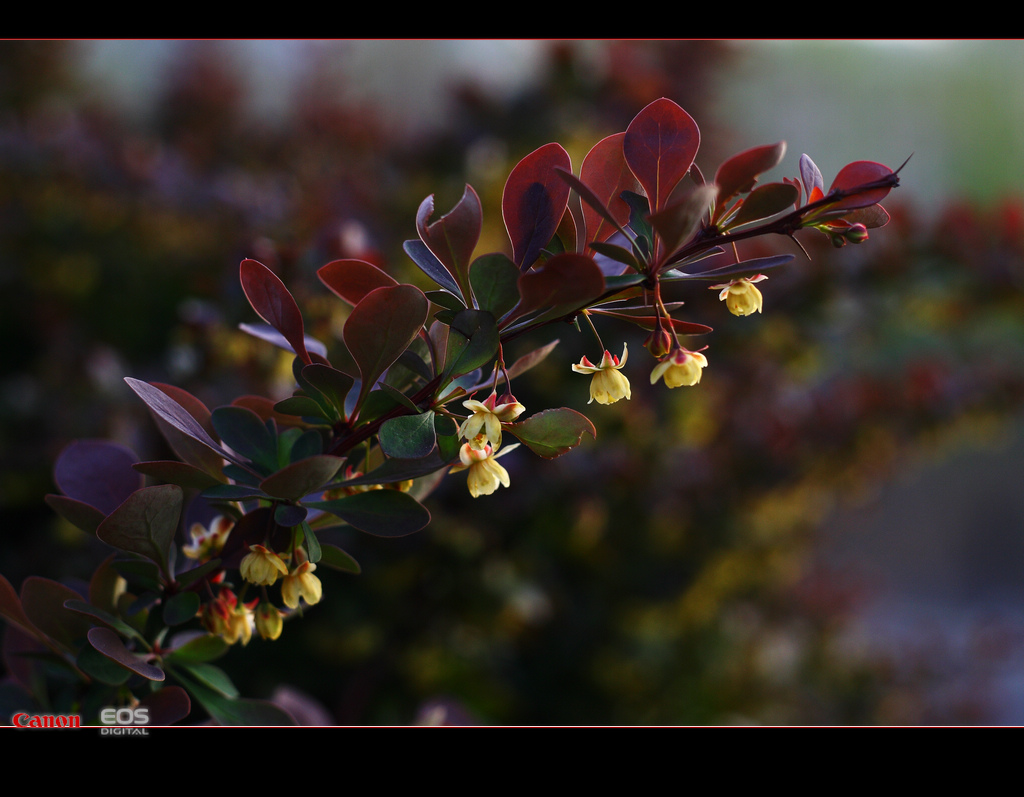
[281,561,323,609]
[449,442,519,498]
[182,515,234,560]
[240,544,289,586]
[709,274,767,316]
[255,601,284,641]
[202,588,256,646]
[651,348,708,388]
[572,344,631,405]
[459,391,526,450]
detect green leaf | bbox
[175,558,223,589]
[318,542,361,574]
[274,395,332,421]
[306,490,431,537]
[210,406,278,473]
[444,309,499,379]
[182,662,238,698]
[505,408,597,459]
[301,522,322,563]
[589,241,641,272]
[470,253,520,319]
[175,672,295,726]
[96,485,182,575]
[379,411,437,459]
[165,634,228,665]
[163,591,201,626]
[201,483,268,502]
[301,363,355,415]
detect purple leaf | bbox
[87,627,164,681]
[125,378,240,469]
[53,440,141,517]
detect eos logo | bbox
[99,707,150,735]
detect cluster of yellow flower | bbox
[185,516,322,645]
[571,275,768,402]
[450,391,525,498]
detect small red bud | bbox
[830,233,847,248]
[645,328,673,358]
[845,223,869,244]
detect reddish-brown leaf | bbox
[579,133,641,246]
[239,258,311,365]
[416,185,481,300]
[827,161,894,211]
[318,259,398,306]
[714,141,787,208]
[502,143,572,270]
[623,98,700,214]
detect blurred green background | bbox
[3,40,1024,725]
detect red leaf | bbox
[827,160,894,211]
[502,143,572,270]
[623,98,700,214]
[513,254,605,322]
[344,285,429,412]
[239,259,311,365]
[714,142,787,208]
[579,133,641,246]
[415,185,482,299]
[318,259,398,306]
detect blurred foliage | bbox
[2,40,1023,725]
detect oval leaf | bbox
[307,490,431,537]
[827,160,895,211]
[379,412,437,460]
[729,182,800,228]
[503,142,572,270]
[96,484,182,572]
[623,98,700,214]
[259,455,344,501]
[88,627,164,681]
[239,258,311,365]
[578,132,642,246]
[470,253,521,320]
[513,253,605,322]
[714,141,787,207]
[317,258,398,306]
[345,285,429,409]
[504,407,597,459]
[416,185,482,301]
[53,440,141,517]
